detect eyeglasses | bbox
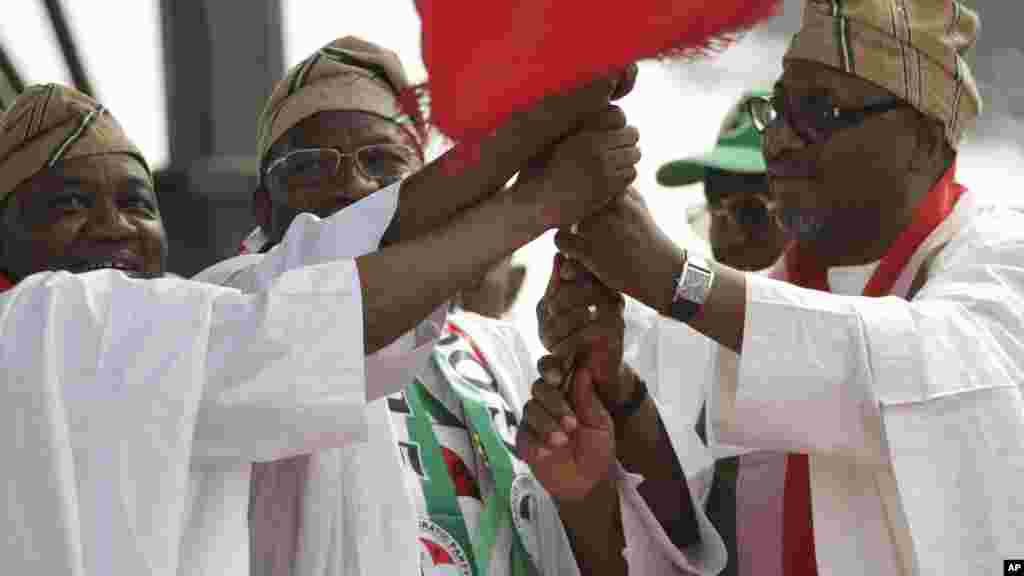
[707,193,779,229]
[263,143,420,198]
[746,89,904,145]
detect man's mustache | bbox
[777,209,829,242]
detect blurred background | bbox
[2,0,1021,358]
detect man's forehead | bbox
[293,110,412,147]
[780,59,894,102]
[16,154,151,196]
[59,154,150,179]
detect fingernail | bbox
[550,431,569,446]
[562,415,579,432]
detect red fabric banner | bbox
[415,0,782,145]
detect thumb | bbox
[572,366,612,430]
[553,231,600,280]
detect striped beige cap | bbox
[257,36,429,165]
[0,84,149,203]
[784,0,982,148]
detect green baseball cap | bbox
[656,88,771,187]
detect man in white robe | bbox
[192,38,638,576]
[201,36,721,575]
[551,2,1024,574]
[0,84,377,575]
[0,67,633,576]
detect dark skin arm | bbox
[519,358,628,575]
[555,474,628,575]
[557,383,700,574]
[528,367,699,576]
[611,368,701,550]
[358,182,544,353]
[360,106,642,354]
[393,66,638,243]
[522,258,700,574]
[554,187,747,354]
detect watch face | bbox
[679,261,712,305]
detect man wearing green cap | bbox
[547,1,1024,574]
[657,89,787,272]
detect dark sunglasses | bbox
[746,89,905,145]
[708,193,779,229]
[703,168,777,228]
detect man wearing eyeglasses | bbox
[197,37,709,576]
[656,89,786,272]
[548,1,1024,574]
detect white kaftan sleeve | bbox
[1,268,366,574]
[195,179,443,406]
[195,258,369,463]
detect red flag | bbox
[415,0,781,144]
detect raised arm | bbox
[201,106,640,357]
[393,66,637,242]
[556,193,1024,570]
[518,256,727,575]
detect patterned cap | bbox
[0,84,149,203]
[784,0,982,148]
[256,36,429,166]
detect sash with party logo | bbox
[402,325,538,576]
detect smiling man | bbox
[0,92,164,281]
[0,77,633,575]
[550,1,1024,574]
[0,84,397,575]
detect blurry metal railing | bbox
[40,0,94,97]
[0,39,24,110]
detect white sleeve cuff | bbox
[615,463,728,575]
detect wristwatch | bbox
[669,251,715,323]
[608,377,648,422]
